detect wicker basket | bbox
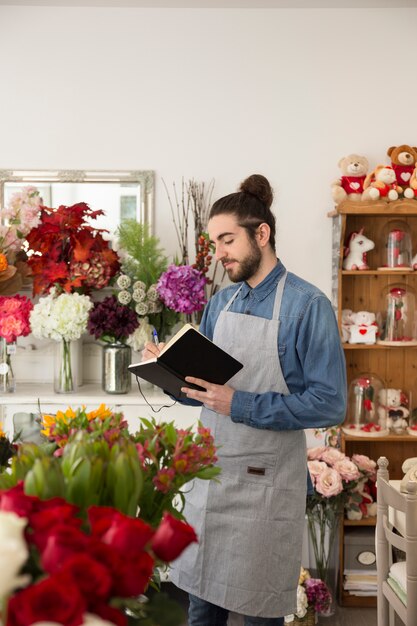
[286,606,317,626]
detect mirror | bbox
[0,169,154,238]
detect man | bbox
[143,174,347,626]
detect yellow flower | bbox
[87,404,113,422]
[0,422,6,438]
[40,407,77,436]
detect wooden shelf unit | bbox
[333,199,417,608]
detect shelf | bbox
[343,343,417,350]
[342,270,416,276]
[343,517,376,527]
[335,199,417,216]
[340,592,377,608]
[342,433,417,442]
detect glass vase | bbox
[307,502,341,617]
[54,338,80,394]
[0,337,16,393]
[102,342,131,394]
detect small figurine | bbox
[343,229,375,270]
[378,388,409,432]
[348,311,378,344]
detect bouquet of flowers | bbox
[284,567,332,624]
[115,221,179,340]
[0,294,33,392]
[30,290,93,392]
[0,484,196,626]
[88,295,140,345]
[0,185,41,293]
[25,201,120,295]
[306,446,376,601]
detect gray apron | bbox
[171,272,307,618]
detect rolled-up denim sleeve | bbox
[230,295,347,431]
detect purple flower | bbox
[87,295,139,343]
[304,578,332,613]
[157,264,207,314]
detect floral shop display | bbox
[30,290,93,393]
[0,294,33,393]
[0,406,220,625]
[25,201,120,296]
[342,372,389,437]
[0,185,41,294]
[306,446,377,615]
[377,284,417,345]
[88,295,140,394]
[284,566,332,625]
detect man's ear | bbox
[257,222,271,248]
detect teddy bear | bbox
[409,164,417,200]
[377,388,409,432]
[345,479,377,520]
[348,311,378,344]
[343,229,375,270]
[331,154,369,205]
[387,144,417,198]
[362,165,399,201]
[341,308,355,342]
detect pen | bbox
[152,328,159,346]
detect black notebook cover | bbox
[128,324,243,398]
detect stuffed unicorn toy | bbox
[343,229,375,270]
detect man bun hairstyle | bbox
[209,174,276,251]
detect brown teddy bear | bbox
[387,144,417,198]
[331,154,369,205]
[362,165,399,201]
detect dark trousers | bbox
[188,593,285,626]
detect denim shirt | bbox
[187,260,347,432]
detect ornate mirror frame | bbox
[0,168,155,230]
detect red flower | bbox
[88,505,154,555]
[40,525,90,574]
[90,602,127,626]
[151,512,198,562]
[6,572,86,626]
[0,482,38,518]
[29,502,82,551]
[60,553,113,603]
[26,202,120,296]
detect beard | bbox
[223,239,262,283]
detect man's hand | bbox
[181,376,235,416]
[141,341,166,361]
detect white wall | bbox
[1,6,417,296]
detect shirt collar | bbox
[239,259,286,302]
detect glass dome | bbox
[342,372,389,437]
[377,283,417,345]
[377,220,413,271]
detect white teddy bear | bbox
[348,311,378,344]
[377,388,409,432]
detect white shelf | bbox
[0,383,172,406]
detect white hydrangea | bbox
[30,292,93,342]
[127,317,154,351]
[117,290,132,305]
[116,274,131,289]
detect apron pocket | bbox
[219,453,277,486]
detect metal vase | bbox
[102,342,131,394]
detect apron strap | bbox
[272,271,287,320]
[224,285,243,311]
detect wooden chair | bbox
[376,456,417,626]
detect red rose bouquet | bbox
[26,202,120,296]
[0,484,197,626]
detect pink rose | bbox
[320,447,346,466]
[307,460,327,484]
[315,468,343,498]
[307,446,327,460]
[333,459,361,482]
[352,454,376,477]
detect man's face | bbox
[208,213,262,283]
